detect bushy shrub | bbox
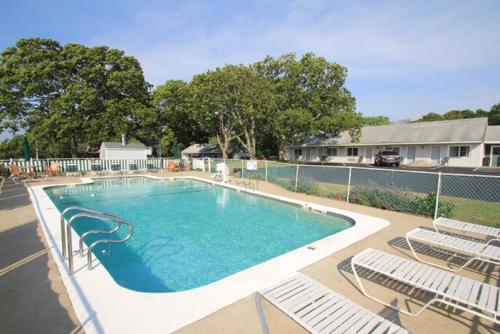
[350,186,455,218]
[296,176,320,195]
[268,175,295,191]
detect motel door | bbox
[365,147,372,163]
[431,146,440,165]
[492,146,500,167]
[407,146,416,163]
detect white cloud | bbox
[89,1,500,83]
[86,0,500,118]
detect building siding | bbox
[286,143,483,167]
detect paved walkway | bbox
[0,178,81,334]
[1,174,498,334]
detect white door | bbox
[407,146,416,163]
[431,146,440,165]
[305,148,311,161]
[365,147,372,163]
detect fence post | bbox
[241,159,244,177]
[208,158,211,173]
[294,164,299,192]
[265,160,268,182]
[346,167,352,203]
[434,172,442,219]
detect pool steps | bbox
[60,206,133,274]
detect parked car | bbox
[374,150,401,166]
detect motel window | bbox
[326,148,337,156]
[347,147,358,156]
[385,146,400,155]
[293,148,302,158]
[450,146,469,157]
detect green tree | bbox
[253,53,361,153]
[362,116,390,126]
[0,135,24,159]
[489,103,500,125]
[0,38,151,157]
[443,109,476,120]
[191,65,275,158]
[151,80,209,150]
[275,109,314,159]
[416,112,444,122]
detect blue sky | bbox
[1,0,500,129]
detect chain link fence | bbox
[191,158,499,227]
[440,174,500,227]
[3,156,498,227]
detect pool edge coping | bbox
[28,175,390,334]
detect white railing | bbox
[1,157,181,173]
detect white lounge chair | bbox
[434,217,499,244]
[406,228,500,272]
[351,248,500,324]
[256,273,410,334]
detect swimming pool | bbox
[46,177,353,292]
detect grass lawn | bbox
[266,177,499,228]
[442,195,500,227]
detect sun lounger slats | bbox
[352,248,500,322]
[434,217,500,240]
[258,273,410,334]
[406,228,500,271]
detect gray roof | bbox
[293,117,489,147]
[101,142,147,149]
[182,143,221,154]
[485,125,500,143]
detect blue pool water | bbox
[46,177,353,292]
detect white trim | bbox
[28,176,389,334]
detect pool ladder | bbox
[60,206,133,274]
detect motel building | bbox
[285,117,500,168]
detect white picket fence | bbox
[1,158,181,173]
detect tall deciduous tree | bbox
[191,65,275,158]
[275,109,314,159]
[151,80,209,152]
[0,38,151,157]
[253,52,360,155]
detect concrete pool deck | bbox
[1,172,498,333]
[0,177,82,334]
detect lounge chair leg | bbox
[352,261,500,324]
[351,261,436,317]
[255,293,270,334]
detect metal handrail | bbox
[66,212,125,274]
[87,221,133,271]
[78,224,121,256]
[60,206,120,258]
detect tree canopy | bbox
[0,38,151,157]
[415,105,499,125]
[362,116,391,126]
[5,38,495,160]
